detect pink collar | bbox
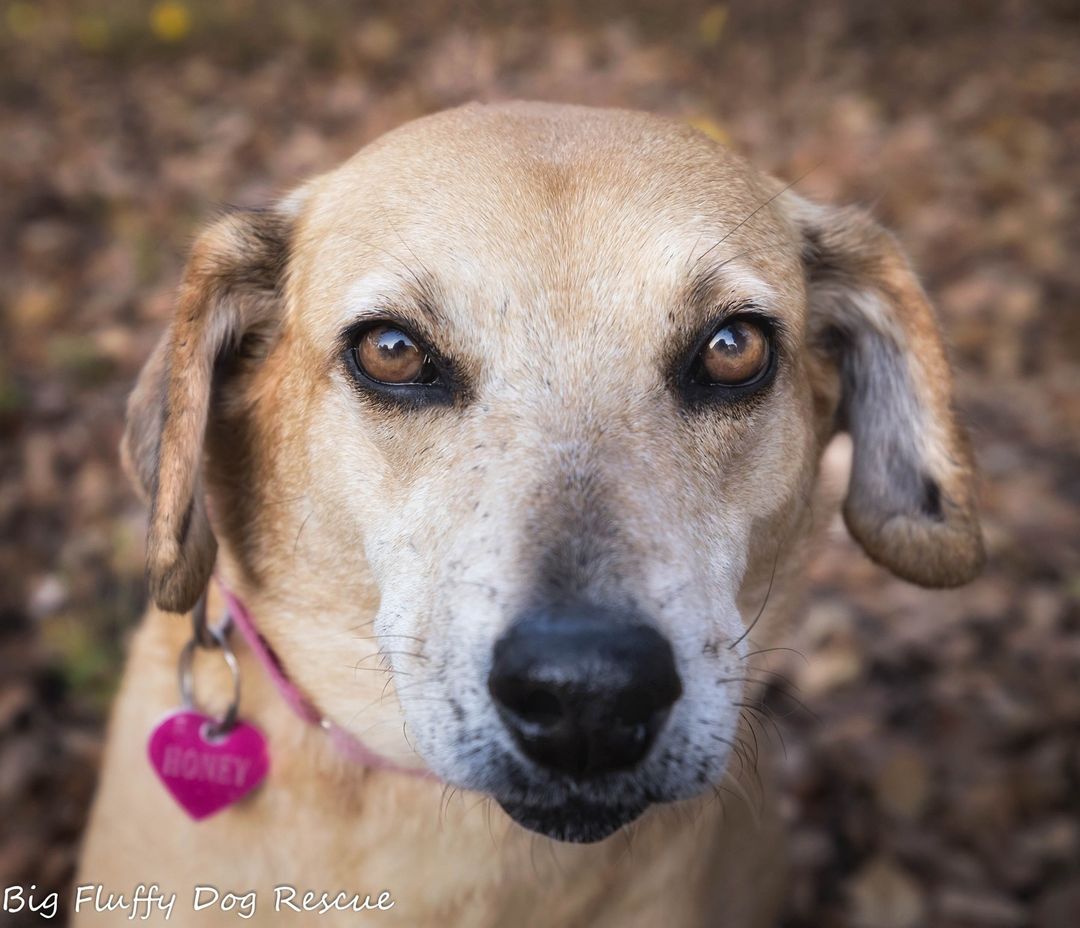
[216,578,433,779]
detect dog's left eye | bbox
[691,318,772,387]
[353,325,439,385]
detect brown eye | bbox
[697,319,771,386]
[355,325,434,384]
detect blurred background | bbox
[0,1,1078,925]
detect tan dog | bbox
[78,102,982,927]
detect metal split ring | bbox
[178,600,241,737]
[191,591,217,649]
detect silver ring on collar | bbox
[178,613,240,737]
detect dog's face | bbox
[125,103,982,842]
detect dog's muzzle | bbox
[487,604,682,841]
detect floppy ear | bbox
[121,207,293,613]
[785,193,984,588]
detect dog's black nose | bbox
[488,607,682,779]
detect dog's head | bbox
[124,103,982,842]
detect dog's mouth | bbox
[496,795,650,843]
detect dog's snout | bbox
[488,607,682,779]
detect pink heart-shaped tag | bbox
[148,710,269,821]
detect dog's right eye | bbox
[353,324,439,385]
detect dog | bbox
[77,101,983,926]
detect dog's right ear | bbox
[122,207,294,613]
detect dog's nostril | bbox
[613,691,664,727]
[516,689,563,726]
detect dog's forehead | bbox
[289,104,804,343]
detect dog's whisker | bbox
[766,700,817,723]
[401,720,418,755]
[735,670,816,725]
[739,705,784,762]
[527,832,543,882]
[347,663,403,675]
[742,645,809,664]
[378,671,403,700]
[482,797,498,849]
[755,681,818,721]
[353,649,429,663]
[714,770,761,825]
[726,734,765,804]
[349,631,428,643]
[709,783,732,822]
[439,783,458,828]
[740,666,803,693]
[292,508,314,557]
[716,674,775,686]
[384,675,440,698]
[728,484,817,655]
[691,162,821,270]
[544,833,568,880]
[739,703,789,759]
[728,537,783,652]
[739,707,762,760]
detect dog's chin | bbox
[496,796,650,843]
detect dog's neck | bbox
[216,577,433,778]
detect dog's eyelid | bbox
[336,306,437,353]
[686,302,785,355]
[710,299,779,328]
[665,301,785,405]
[336,313,474,407]
[714,303,794,359]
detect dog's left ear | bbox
[783,192,985,588]
[121,205,295,613]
